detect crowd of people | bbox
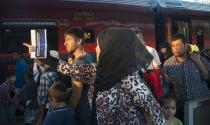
[0,26,210,125]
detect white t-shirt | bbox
[146,46,161,70]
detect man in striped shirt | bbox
[35,59,60,125]
[163,34,210,123]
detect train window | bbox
[84,28,95,43]
[172,19,190,43]
[0,20,58,53]
[196,24,204,49]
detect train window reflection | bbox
[172,19,190,43]
[196,24,204,49]
[84,29,95,43]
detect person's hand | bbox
[190,52,201,64]
[23,43,35,54]
[50,50,59,59]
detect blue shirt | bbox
[15,59,29,88]
[43,106,76,125]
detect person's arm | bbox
[152,48,161,71]
[126,75,166,125]
[23,43,96,84]
[69,80,83,109]
[57,60,96,84]
[190,53,208,78]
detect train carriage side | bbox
[0,0,155,83]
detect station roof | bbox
[63,0,151,6]
[0,0,154,13]
[157,0,210,11]
[156,0,210,16]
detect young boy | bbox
[43,83,76,125]
[159,93,183,125]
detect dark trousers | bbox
[0,101,15,125]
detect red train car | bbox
[0,0,156,82]
[1,0,210,83]
[0,0,156,52]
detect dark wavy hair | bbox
[64,27,85,44]
[159,93,177,106]
[171,34,186,44]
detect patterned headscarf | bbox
[95,27,153,92]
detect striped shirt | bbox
[0,81,14,99]
[37,65,60,106]
[163,56,210,102]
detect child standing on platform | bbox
[159,93,183,125]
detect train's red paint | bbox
[0,0,210,82]
[0,0,156,53]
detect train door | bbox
[196,24,204,49]
[172,19,191,43]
